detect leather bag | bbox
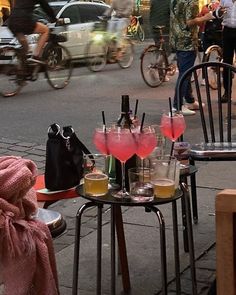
[45,123,91,191]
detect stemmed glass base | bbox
[111,160,131,199]
[111,189,130,199]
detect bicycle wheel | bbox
[44,43,72,90]
[140,45,167,87]
[0,47,24,97]
[117,39,134,69]
[85,39,107,72]
[137,25,145,42]
[204,45,223,90]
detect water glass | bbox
[128,167,154,202]
[149,124,166,158]
[83,154,109,196]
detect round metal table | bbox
[72,183,196,295]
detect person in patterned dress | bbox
[170,0,214,115]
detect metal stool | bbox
[36,208,67,238]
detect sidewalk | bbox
[0,136,224,295]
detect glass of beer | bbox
[83,154,109,197]
[150,156,178,198]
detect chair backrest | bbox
[177,62,236,143]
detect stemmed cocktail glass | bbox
[107,126,137,198]
[160,112,186,155]
[93,127,109,155]
[135,125,157,167]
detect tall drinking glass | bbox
[107,126,137,198]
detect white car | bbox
[0,1,110,60]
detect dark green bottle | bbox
[115,95,138,191]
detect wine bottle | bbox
[115,95,138,190]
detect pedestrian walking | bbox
[169,0,214,115]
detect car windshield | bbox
[33,5,63,23]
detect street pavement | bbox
[1,133,234,295]
[1,40,236,294]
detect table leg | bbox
[180,179,189,253]
[147,206,167,295]
[114,205,131,293]
[111,205,116,295]
[172,201,181,294]
[181,182,197,295]
[97,204,103,295]
[189,159,198,224]
[72,202,97,295]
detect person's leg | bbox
[222,27,235,96]
[33,22,50,57]
[15,33,29,58]
[115,18,129,49]
[173,50,196,109]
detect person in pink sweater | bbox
[0,156,59,295]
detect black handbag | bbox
[45,123,92,191]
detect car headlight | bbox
[27,34,39,44]
[93,33,104,42]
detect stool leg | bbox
[97,205,103,295]
[172,201,181,294]
[147,206,167,295]
[181,182,197,295]
[72,202,96,295]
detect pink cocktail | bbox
[107,127,137,198]
[160,113,186,142]
[93,128,109,155]
[136,127,157,160]
[108,128,136,162]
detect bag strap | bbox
[62,125,92,155]
[48,123,61,138]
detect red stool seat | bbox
[35,175,77,204]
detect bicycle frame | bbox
[127,16,140,36]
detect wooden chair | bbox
[177,61,236,224]
[216,189,236,295]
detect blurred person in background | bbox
[2,7,10,23]
[7,0,57,63]
[149,0,171,82]
[199,0,222,85]
[170,0,214,116]
[103,0,134,59]
[214,0,236,102]
[149,0,170,45]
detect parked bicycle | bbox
[0,19,73,97]
[140,25,176,88]
[85,16,134,72]
[126,15,145,42]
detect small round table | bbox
[72,183,197,295]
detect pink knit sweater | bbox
[0,156,59,295]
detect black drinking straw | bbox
[140,112,145,132]
[134,99,139,119]
[102,110,106,132]
[168,97,175,157]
